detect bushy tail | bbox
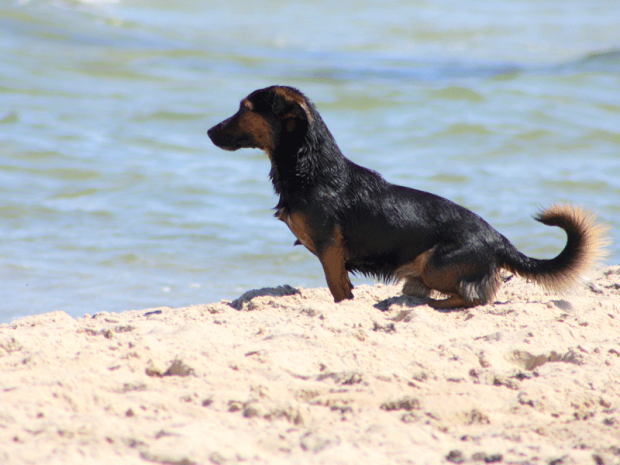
[500,204,609,290]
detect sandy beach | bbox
[1,267,619,464]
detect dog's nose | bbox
[207,124,219,141]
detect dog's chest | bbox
[276,208,316,254]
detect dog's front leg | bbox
[317,228,353,302]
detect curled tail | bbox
[500,204,609,290]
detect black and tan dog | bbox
[208,86,607,308]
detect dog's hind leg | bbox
[421,261,498,309]
[402,276,432,299]
[414,246,499,309]
[426,294,479,309]
[403,272,478,309]
[397,248,435,299]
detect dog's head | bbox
[207,86,314,157]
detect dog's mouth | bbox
[207,124,246,151]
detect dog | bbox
[208,85,607,308]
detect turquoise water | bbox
[1,0,619,322]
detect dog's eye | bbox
[241,99,254,111]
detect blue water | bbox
[1,0,619,322]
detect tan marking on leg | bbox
[318,228,353,302]
[402,277,431,299]
[394,247,436,282]
[396,248,491,308]
[421,261,497,307]
[278,211,316,255]
[426,295,480,309]
[421,263,463,295]
[277,212,350,300]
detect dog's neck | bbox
[269,114,347,207]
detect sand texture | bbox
[1,267,620,464]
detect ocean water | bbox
[1,0,619,322]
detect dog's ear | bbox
[272,88,313,133]
[280,103,312,133]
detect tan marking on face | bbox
[236,111,274,156]
[242,98,254,111]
